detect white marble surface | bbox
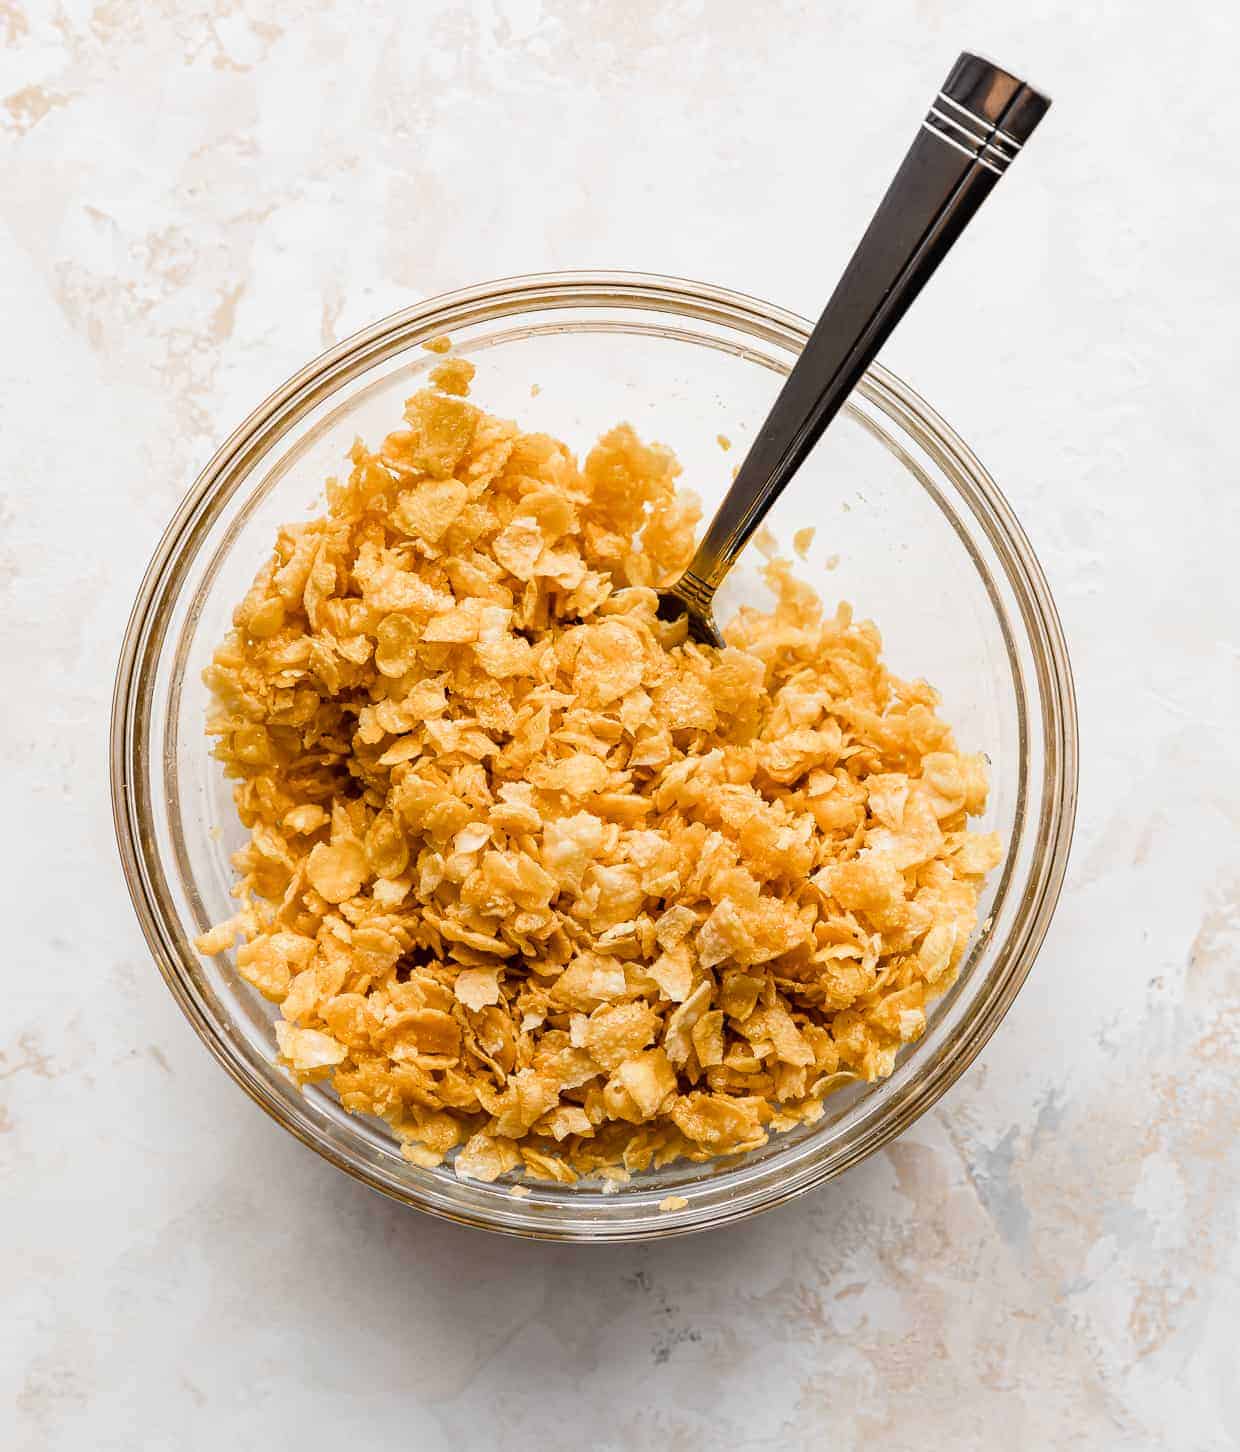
[3,2,1238,1447]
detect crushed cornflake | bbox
[429,357,475,396]
[658,1194,689,1211]
[716,434,732,451]
[197,363,999,1186]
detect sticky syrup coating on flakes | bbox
[198,362,1001,1185]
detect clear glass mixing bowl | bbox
[111,272,1077,1240]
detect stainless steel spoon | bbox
[656,52,1051,645]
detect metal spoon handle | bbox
[678,53,1050,607]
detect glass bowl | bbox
[111,271,1077,1241]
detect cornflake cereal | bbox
[198,359,1001,1186]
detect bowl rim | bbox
[111,269,1079,1240]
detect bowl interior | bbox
[121,277,1068,1238]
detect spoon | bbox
[657,51,1051,645]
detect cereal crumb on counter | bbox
[716,433,731,451]
[197,362,1000,1186]
[793,526,815,560]
[530,384,541,397]
[825,553,840,571]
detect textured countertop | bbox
[3,3,1238,1448]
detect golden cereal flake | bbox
[200,364,999,1184]
[430,357,476,396]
